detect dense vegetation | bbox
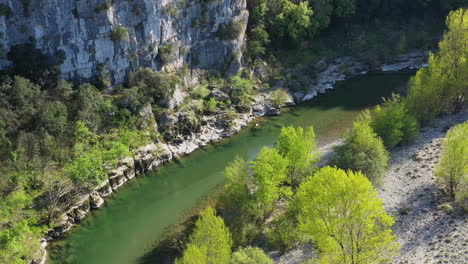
[0,0,466,262]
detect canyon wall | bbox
[0,0,247,83]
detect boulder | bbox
[90,191,104,209]
[95,179,112,197]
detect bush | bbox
[110,26,129,42]
[270,88,290,108]
[333,119,389,183]
[128,67,176,103]
[216,20,244,40]
[435,122,468,202]
[229,75,254,102]
[157,43,177,64]
[230,246,273,264]
[371,94,419,149]
[203,97,219,114]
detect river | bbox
[48,73,411,264]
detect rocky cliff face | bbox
[0,0,247,83]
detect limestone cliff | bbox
[0,0,248,83]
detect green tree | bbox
[274,1,313,40]
[37,101,68,136]
[249,147,289,219]
[75,83,103,131]
[333,119,389,183]
[295,166,400,264]
[275,126,320,185]
[406,9,468,124]
[177,208,233,264]
[230,246,273,264]
[435,122,468,199]
[371,94,419,149]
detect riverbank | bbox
[274,110,468,264]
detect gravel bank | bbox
[379,111,468,264]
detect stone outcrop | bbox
[0,0,248,83]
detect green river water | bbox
[48,73,411,264]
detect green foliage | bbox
[270,88,290,108]
[157,43,178,64]
[37,101,68,136]
[295,166,400,263]
[229,75,255,102]
[230,246,273,264]
[274,0,313,40]
[246,25,270,60]
[275,126,320,185]
[406,9,468,124]
[216,20,244,40]
[203,97,219,114]
[267,213,301,253]
[435,122,468,201]
[371,94,419,149]
[333,119,389,183]
[176,208,233,264]
[110,26,129,42]
[128,67,176,103]
[249,147,289,219]
[75,83,103,131]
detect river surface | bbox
[48,73,411,264]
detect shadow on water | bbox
[48,73,413,264]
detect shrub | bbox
[230,246,273,264]
[128,67,176,103]
[110,26,129,42]
[371,94,419,149]
[229,75,254,102]
[157,43,177,64]
[435,122,468,202]
[333,119,389,183]
[203,97,218,114]
[270,88,290,108]
[216,20,244,40]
